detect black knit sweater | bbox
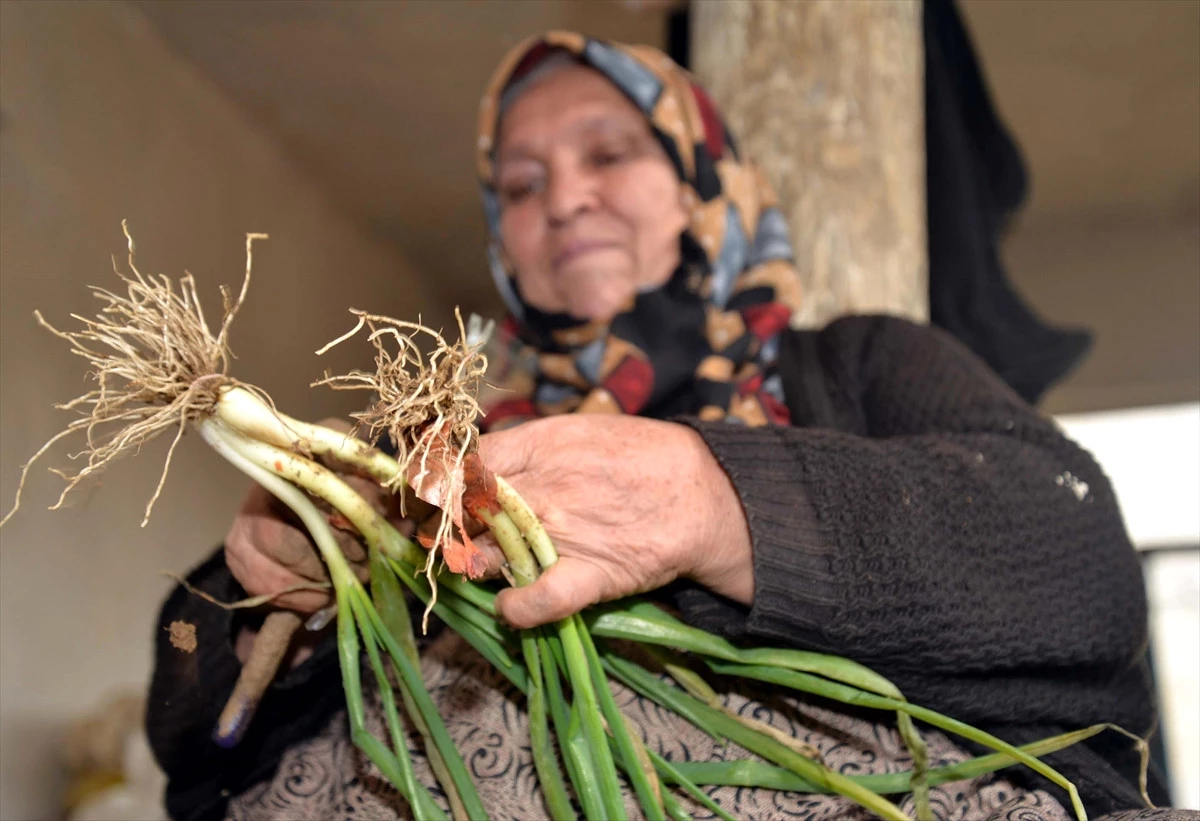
[147,315,1158,820]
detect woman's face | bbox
[494,63,689,323]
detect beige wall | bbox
[133,1,666,319]
[0,3,441,817]
[1006,210,1200,414]
[962,0,1200,414]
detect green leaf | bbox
[665,724,1112,795]
[644,747,736,821]
[539,633,597,819]
[381,556,527,691]
[337,593,445,820]
[521,634,576,821]
[352,596,447,821]
[588,600,902,699]
[370,549,469,820]
[566,697,607,820]
[603,651,910,821]
[557,617,628,821]
[575,620,664,821]
[707,661,1088,821]
[350,587,491,820]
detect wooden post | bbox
[692,0,928,327]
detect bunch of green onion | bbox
[3,228,1140,821]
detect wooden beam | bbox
[692,0,928,326]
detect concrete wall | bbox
[0,3,441,817]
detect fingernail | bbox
[213,694,256,748]
[305,604,337,632]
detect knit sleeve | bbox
[675,315,1152,735]
[146,548,344,821]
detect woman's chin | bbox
[565,290,633,324]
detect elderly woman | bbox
[147,33,1159,821]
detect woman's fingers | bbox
[481,415,757,607]
[469,529,508,579]
[493,558,608,629]
[224,539,332,613]
[229,485,328,578]
[225,481,331,612]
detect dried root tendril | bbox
[315,309,490,603]
[1,222,269,528]
[161,571,331,610]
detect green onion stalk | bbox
[4,227,1143,821]
[305,309,1116,821]
[0,226,487,819]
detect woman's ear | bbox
[679,184,696,213]
[671,184,693,238]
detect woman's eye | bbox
[590,149,627,168]
[500,178,541,203]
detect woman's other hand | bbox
[223,419,384,615]
[480,415,754,629]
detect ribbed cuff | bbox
[675,418,839,649]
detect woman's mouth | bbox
[552,240,619,271]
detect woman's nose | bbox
[545,164,597,225]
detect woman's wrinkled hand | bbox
[479,414,754,629]
[223,419,396,615]
[223,477,382,614]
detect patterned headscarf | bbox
[477,32,802,430]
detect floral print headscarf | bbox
[477,32,802,430]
